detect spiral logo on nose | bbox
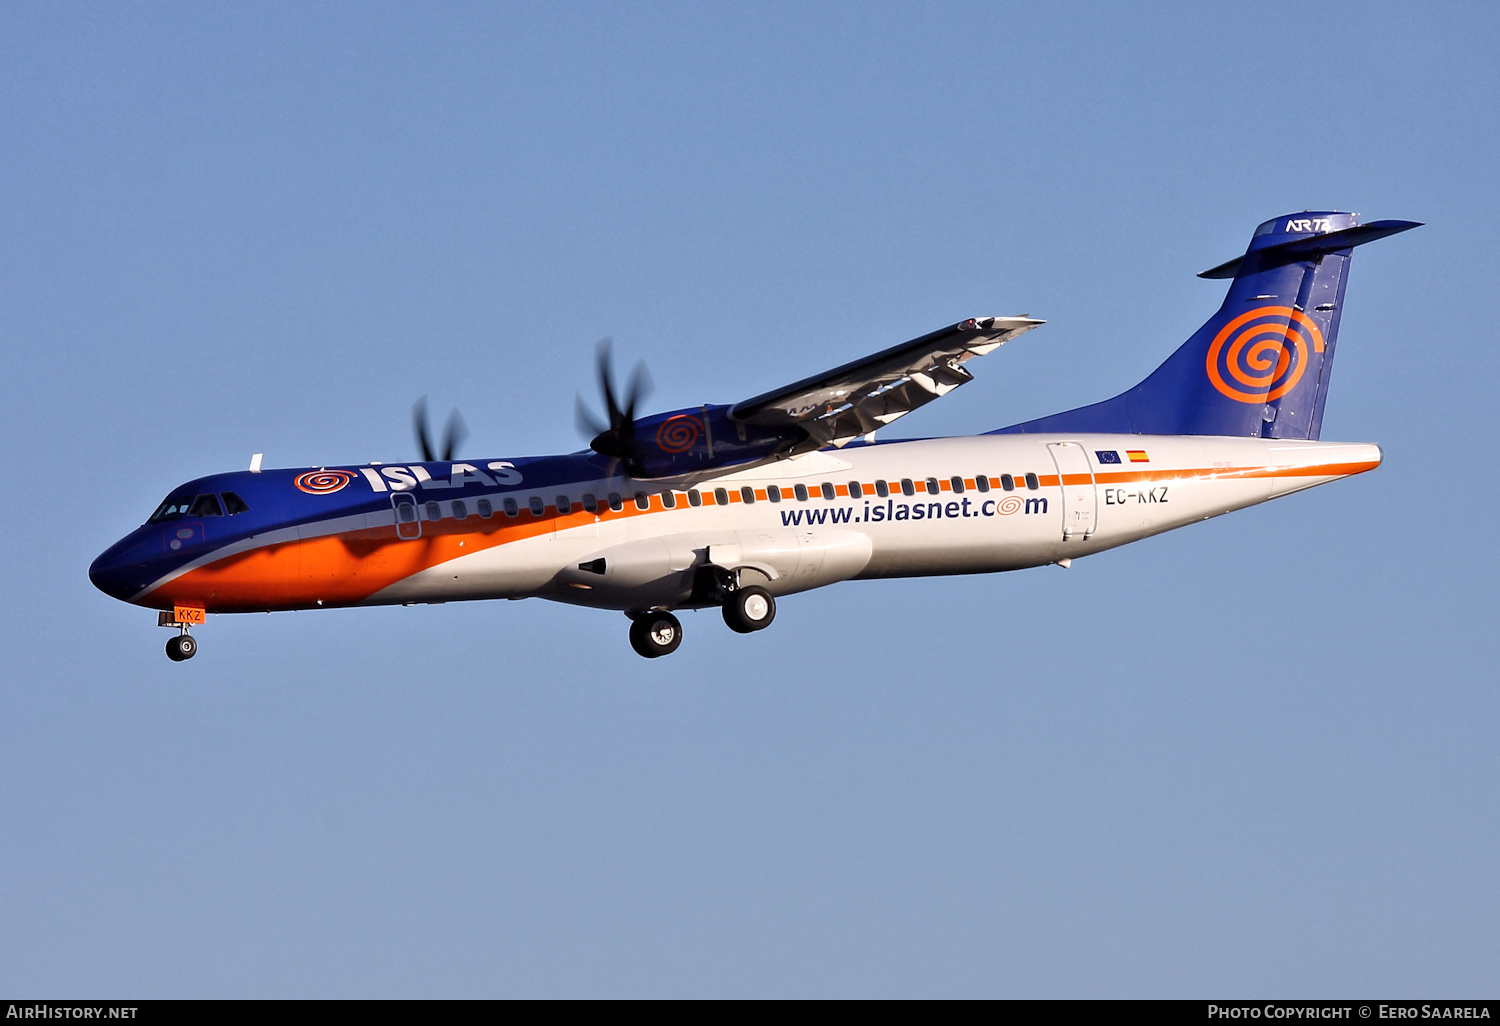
[655,415,701,454]
[996,496,1023,515]
[1207,306,1325,404]
[295,469,355,494]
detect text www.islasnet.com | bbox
[774,495,1052,527]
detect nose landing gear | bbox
[166,633,197,661]
[159,608,203,662]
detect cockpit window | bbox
[221,492,250,515]
[149,496,194,522]
[188,493,224,517]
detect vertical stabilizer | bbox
[996,212,1420,439]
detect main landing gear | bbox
[629,610,683,659]
[722,585,776,634]
[625,585,777,659]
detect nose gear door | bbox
[1046,441,1097,540]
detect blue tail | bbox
[995,212,1420,439]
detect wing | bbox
[729,316,1043,448]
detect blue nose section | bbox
[89,529,161,603]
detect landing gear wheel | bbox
[166,634,197,662]
[629,611,683,658]
[722,585,776,634]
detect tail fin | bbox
[997,212,1420,439]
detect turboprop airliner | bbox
[90,211,1418,661]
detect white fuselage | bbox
[363,433,1380,611]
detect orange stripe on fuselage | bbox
[1091,458,1379,485]
[151,501,640,613]
[147,458,1378,612]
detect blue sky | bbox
[2,2,1496,997]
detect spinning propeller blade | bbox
[413,396,467,462]
[578,339,652,476]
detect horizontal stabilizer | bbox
[1198,219,1423,279]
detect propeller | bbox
[412,396,467,462]
[576,338,652,476]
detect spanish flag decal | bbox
[1127,450,1149,463]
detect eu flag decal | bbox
[1095,450,1121,464]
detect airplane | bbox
[89,210,1419,661]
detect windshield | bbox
[188,493,224,517]
[149,496,194,522]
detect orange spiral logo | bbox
[295,469,355,494]
[1206,306,1325,404]
[996,496,1023,515]
[655,415,701,454]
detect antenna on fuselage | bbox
[249,453,263,473]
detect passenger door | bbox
[1046,442,1096,540]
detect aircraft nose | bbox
[89,531,158,603]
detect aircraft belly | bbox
[544,520,874,609]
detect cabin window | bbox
[848,481,863,499]
[397,503,416,523]
[1001,474,1015,492]
[875,480,889,498]
[188,494,224,517]
[925,477,940,496]
[529,496,545,516]
[768,485,782,503]
[582,493,598,513]
[503,497,519,517]
[900,478,915,497]
[608,492,623,511]
[452,500,468,519]
[950,475,964,494]
[221,491,250,515]
[477,499,492,518]
[820,482,835,500]
[974,475,990,494]
[715,488,729,506]
[688,489,702,507]
[741,486,756,504]
[426,502,442,521]
[662,491,677,509]
[556,495,571,514]
[1025,472,1039,490]
[635,492,649,510]
[794,484,809,502]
